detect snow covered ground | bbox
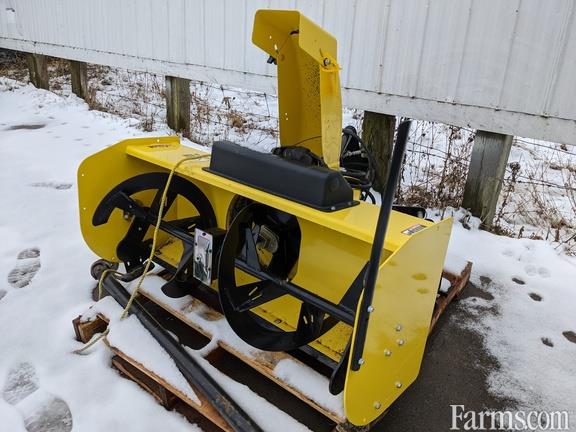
[0,79,575,431]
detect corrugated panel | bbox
[1,0,576,143]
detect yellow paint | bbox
[344,219,452,425]
[253,10,342,168]
[78,137,436,366]
[77,9,454,427]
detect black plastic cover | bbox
[206,141,357,212]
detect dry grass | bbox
[0,50,28,81]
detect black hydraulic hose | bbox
[97,269,263,432]
[349,119,411,371]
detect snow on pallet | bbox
[72,260,470,432]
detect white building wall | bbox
[1,0,575,144]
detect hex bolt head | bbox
[323,58,331,66]
[374,401,382,410]
[358,358,365,366]
[395,324,403,332]
[397,339,405,346]
[395,381,403,388]
[384,349,392,357]
[367,305,374,313]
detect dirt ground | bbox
[371,282,516,432]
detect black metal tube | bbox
[98,270,263,432]
[235,259,356,326]
[349,120,411,371]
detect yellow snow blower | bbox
[78,10,451,427]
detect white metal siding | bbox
[1,0,576,143]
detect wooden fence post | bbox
[361,111,396,193]
[462,130,513,228]
[70,60,88,99]
[165,76,191,137]
[26,53,49,90]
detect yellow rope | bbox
[74,154,205,354]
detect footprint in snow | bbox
[2,362,73,432]
[524,265,551,279]
[5,124,46,131]
[29,182,72,190]
[2,362,39,404]
[7,248,41,289]
[0,289,6,301]
[538,267,551,278]
[511,277,525,285]
[541,337,554,348]
[528,292,543,302]
[524,265,538,276]
[562,331,576,345]
[17,249,40,259]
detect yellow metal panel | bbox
[252,10,342,168]
[343,218,452,426]
[77,136,176,261]
[124,139,430,250]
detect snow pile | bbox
[274,359,344,416]
[84,296,201,406]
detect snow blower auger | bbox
[78,10,452,428]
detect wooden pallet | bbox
[72,263,470,432]
[431,262,472,331]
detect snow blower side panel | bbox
[343,218,452,426]
[77,136,186,262]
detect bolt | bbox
[367,305,374,313]
[323,58,331,66]
[358,358,365,366]
[397,339,405,346]
[374,401,382,410]
[395,381,403,388]
[395,324,403,332]
[384,349,392,357]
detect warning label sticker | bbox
[401,224,426,235]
